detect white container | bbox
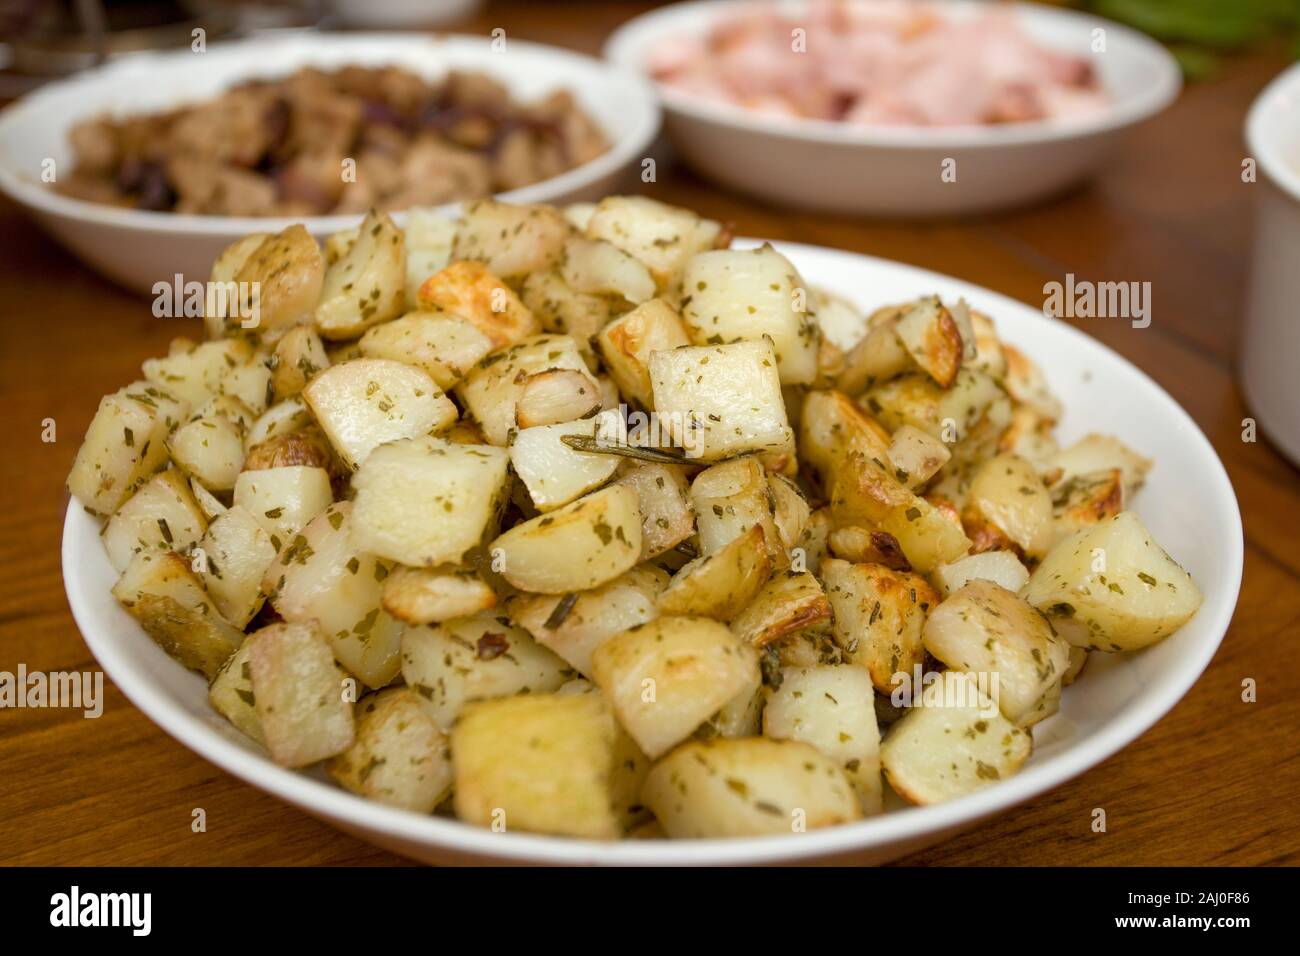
[64,238,1243,866]
[0,33,660,293]
[605,0,1181,216]
[1243,61,1300,465]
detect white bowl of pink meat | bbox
[606,0,1181,216]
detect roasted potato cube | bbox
[1050,434,1152,501]
[102,468,207,572]
[401,614,570,729]
[167,406,247,493]
[730,569,832,648]
[249,621,355,768]
[219,360,274,416]
[763,664,883,814]
[112,551,242,679]
[596,299,692,409]
[822,558,938,694]
[1051,468,1125,541]
[232,465,333,548]
[998,404,1058,471]
[143,339,252,408]
[417,260,539,349]
[68,382,187,515]
[351,436,510,566]
[452,693,622,838]
[892,296,963,388]
[689,456,784,560]
[511,566,668,676]
[606,463,689,561]
[328,688,453,812]
[835,320,914,396]
[768,473,811,553]
[489,484,642,594]
[208,636,263,744]
[451,199,572,280]
[962,454,1054,560]
[888,424,952,491]
[315,210,406,339]
[923,581,1071,723]
[520,269,611,360]
[590,616,759,758]
[797,389,892,490]
[403,207,455,302]
[1001,344,1062,421]
[642,737,861,837]
[203,233,270,339]
[303,358,457,470]
[241,426,337,474]
[864,368,1004,444]
[195,505,277,628]
[657,525,773,621]
[234,224,325,334]
[561,236,655,305]
[245,396,313,450]
[381,566,497,626]
[514,368,603,428]
[827,526,912,570]
[829,453,972,573]
[680,245,819,385]
[263,502,403,688]
[880,672,1031,805]
[456,334,594,445]
[1021,511,1202,652]
[270,325,330,401]
[648,341,794,463]
[931,550,1030,598]
[358,312,492,391]
[509,410,624,511]
[585,195,722,291]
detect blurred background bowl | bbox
[0,30,660,292]
[606,0,1181,216]
[1242,59,1300,465]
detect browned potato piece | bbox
[729,569,832,648]
[328,688,453,812]
[417,260,539,349]
[656,525,773,621]
[242,426,338,474]
[380,566,497,625]
[514,368,602,428]
[892,296,963,388]
[822,558,939,694]
[590,616,760,758]
[234,224,325,335]
[112,551,242,680]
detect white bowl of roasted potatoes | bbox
[62,195,1241,865]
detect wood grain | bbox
[1,2,1297,866]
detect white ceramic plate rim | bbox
[0,32,661,236]
[1246,60,1300,204]
[604,0,1181,150]
[61,239,1241,866]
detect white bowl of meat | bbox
[605,0,1180,216]
[0,32,659,292]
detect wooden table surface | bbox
[1,3,1297,866]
